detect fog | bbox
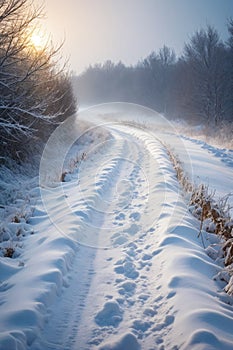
[40,0,232,74]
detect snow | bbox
[164,133,233,214]
[0,103,233,350]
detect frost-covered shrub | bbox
[0,0,77,161]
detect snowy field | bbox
[0,103,233,350]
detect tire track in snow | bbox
[30,246,95,350]
[72,130,149,349]
[71,126,178,350]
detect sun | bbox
[30,33,44,50]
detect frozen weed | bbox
[166,145,233,295]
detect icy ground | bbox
[0,104,233,350]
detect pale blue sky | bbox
[40,0,233,74]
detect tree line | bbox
[73,22,233,126]
[0,0,76,162]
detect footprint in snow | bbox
[114,261,139,280]
[144,244,151,249]
[125,247,137,257]
[124,241,138,257]
[118,281,136,297]
[113,221,124,227]
[115,213,125,221]
[138,293,150,302]
[127,242,138,249]
[94,301,123,327]
[126,223,140,235]
[142,253,152,261]
[138,260,152,270]
[135,203,143,208]
[143,307,157,317]
[147,227,155,233]
[113,235,128,247]
[151,315,175,332]
[129,212,141,221]
[131,319,152,337]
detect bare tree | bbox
[142,46,176,113]
[0,0,76,147]
[183,26,228,125]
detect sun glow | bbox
[30,33,44,50]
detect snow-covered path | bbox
[27,123,233,350]
[31,126,175,349]
[1,104,233,350]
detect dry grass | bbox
[166,145,233,294]
[4,247,15,258]
[61,152,87,182]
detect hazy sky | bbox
[39,0,233,74]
